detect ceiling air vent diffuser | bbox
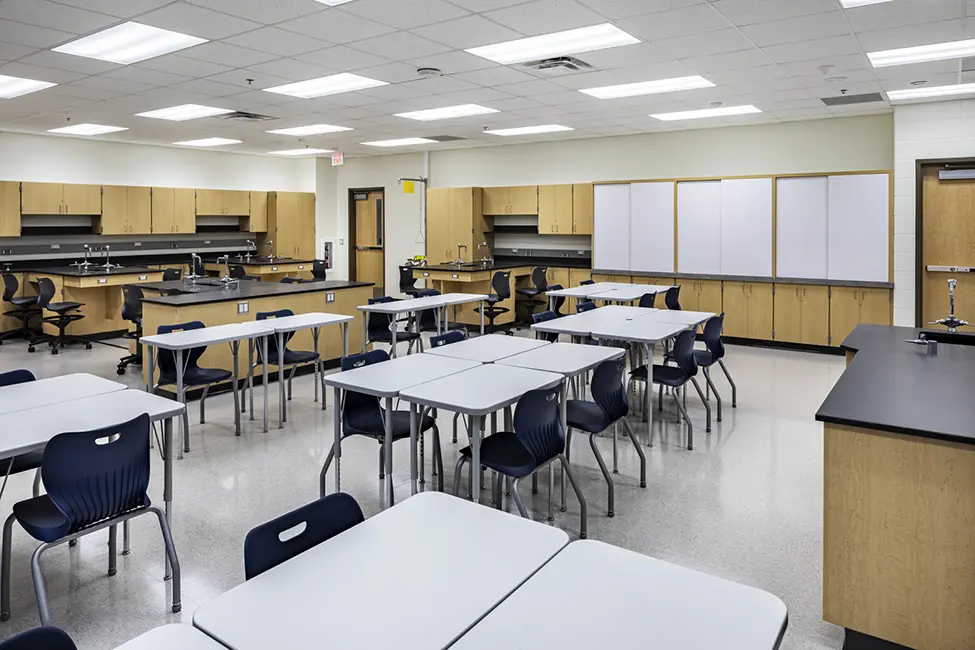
[519,56,593,76]
[820,93,884,106]
[218,111,276,122]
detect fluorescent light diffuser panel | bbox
[53,22,206,65]
[466,23,640,65]
[267,124,352,136]
[0,74,56,99]
[650,105,761,121]
[268,148,333,156]
[263,73,386,99]
[868,39,975,67]
[485,125,574,136]
[362,138,437,148]
[840,0,892,7]
[136,104,233,121]
[314,0,355,5]
[580,75,714,99]
[173,138,241,147]
[887,83,975,102]
[48,123,128,135]
[395,104,499,121]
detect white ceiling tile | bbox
[482,0,606,36]
[709,0,837,26]
[762,35,862,64]
[294,46,390,71]
[531,89,598,106]
[348,31,450,60]
[225,27,329,57]
[409,15,522,50]
[485,96,543,110]
[845,0,964,32]
[139,2,263,40]
[167,77,244,97]
[740,11,851,48]
[573,0,706,20]
[46,0,172,18]
[618,4,733,41]
[491,78,567,96]
[723,77,803,95]
[401,75,480,94]
[453,66,538,86]
[137,54,232,78]
[0,61,83,83]
[873,59,962,82]
[184,0,324,24]
[179,42,279,68]
[342,0,470,29]
[776,54,870,78]
[442,0,532,12]
[205,69,292,90]
[706,65,790,85]
[17,50,119,75]
[354,83,432,101]
[276,10,394,44]
[48,83,121,101]
[0,20,73,48]
[739,88,816,104]
[100,66,190,87]
[768,107,832,121]
[856,20,966,53]
[656,28,755,58]
[133,86,218,106]
[878,72,962,91]
[0,0,116,35]
[407,50,496,75]
[356,61,432,84]
[71,75,154,93]
[436,87,515,103]
[0,42,37,61]
[577,42,673,70]
[247,58,337,81]
[805,80,884,99]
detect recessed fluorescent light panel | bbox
[580,75,714,99]
[53,22,206,65]
[263,73,386,99]
[173,138,241,147]
[466,23,639,65]
[868,39,975,67]
[266,124,352,136]
[485,124,574,136]
[48,123,128,136]
[136,104,233,121]
[887,83,975,102]
[0,74,56,99]
[395,104,499,121]
[268,148,333,156]
[362,138,437,148]
[650,105,762,121]
[314,0,355,4]
[840,0,892,7]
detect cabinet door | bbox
[62,184,102,215]
[248,191,267,232]
[508,185,538,215]
[859,288,892,327]
[551,267,570,290]
[295,192,316,259]
[173,188,196,233]
[801,285,830,345]
[722,282,750,337]
[748,283,774,340]
[677,281,699,311]
[425,188,453,263]
[829,287,861,346]
[99,185,129,235]
[21,182,63,214]
[569,268,591,287]
[481,187,509,216]
[698,280,723,315]
[572,183,594,235]
[773,285,803,344]
[151,187,175,233]
[0,182,20,237]
[127,186,152,234]
[450,188,476,259]
[538,184,572,234]
[196,189,224,215]
[224,190,250,216]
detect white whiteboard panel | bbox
[593,184,631,271]
[630,182,675,273]
[776,176,828,279]
[828,174,889,282]
[720,178,773,277]
[677,181,722,274]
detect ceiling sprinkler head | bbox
[911,80,927,86]
[817,64,835,75]
[710,101,723,107]
[825,76,847,83]
[417,67,443,79]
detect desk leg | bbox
[409,402,418,496]
[645,342,654,446]
[163,416,173,580]
[384,396,394,506]
[248,339,254,421]
[391,323,398,359]
[435,309,442,336]
[342,322,349,357]
[278,331,286,428]
[480,301,485,336]
[361,315,367,354]
[312,327,320,406]
[231,340,241,435]
[262,335,269,434]
[330,387,342,496]
[471,415,483,504]
[443,306,449,334]
[176,349,186,459]
[146,347,155,394]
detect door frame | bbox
[914,156,975,326]
[348,187,385,287]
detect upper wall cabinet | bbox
[196,189,250,216]
[244,191,267,233]
[482,186,538,215]
[151,187,196,234]
[101,186,151,235]
[22,182,101,215]
[0,183,20,237]
[537,183,594,235]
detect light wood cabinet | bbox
[774,284,829,345]
[426,187,486,263]
[0,182,20,236]
[173,188,195,234]
[21,182,101,215]
[592,273,630,283]
[196,189,224,216]
[723,282,773,339]
[267,192,316,259]
[538,184,573,234]
[545,267,570,289]
[481,186,538,215]
[224,190,250,216]
[196,189,250,216]
[151,188,196,234]
[63,184,102,215]
[572,183,593,235]
[426,188,452,264]
[829,287,892,346]
[675,279,721,313]
[100,186,150,235]
[481,187,509,216]
[245,191,268,233]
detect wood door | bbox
[173,188,196,233]
[572,183,594,235]
[354,191,383,291]
[860,288,892,327]
[21,182,63,214]
[747,283,774,340]
[801,285,830,345]
[196,189,224,215]
[921,166,975,326]
[425,188,452,263]
[224,190,250,216]
[774,284,803,344]
[62,184,102,215]
[151,187,175,233]
[450,187,476,260]
[829,287,862,346]
[99,185,129,235]
[248,191,267,233]
[481,187,509,216]
[722,281,750,337]
[127,186,152,234]
[508,185,538,214]
[0,182,20,236]
[698,280,723,315]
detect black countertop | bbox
[141,280,372,306]
[21,266,157,278]
[202,256,315,265]
[815,324,975,445]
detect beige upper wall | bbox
[429,115,894,188]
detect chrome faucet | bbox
[100,245,118,271]
[476,241,492,266]
[265,240,274,262]
[187,253,203,281]
[931,278,969,332]
[216,255,232,282]
[72,244,93,271]
[455,243,468,265]
[245,240,255,262]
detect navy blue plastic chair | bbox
[566,358,646,517]
[32,277,90,355]
[162,268,181,281]
[638,292,657,309]
[367,296,423,354]
[0,274,39,347]
[546,284,566,317]
[452,383,587,538]
[0,371,43,496]
[312,260,327,281]
[280,277,303,284]
[516,267,548,324]
[473,272,511,334]
[321,351,442,490]
[429,331,470,445]
[1,414,180,626]
[255,309,323,408]
[0,627,76,649]
[664,286,682,310]
[154,321,235,453]
[694,313,736,414]
[629,329,708,450]
[244,493,364,580]
[576,301,596,313]
[580,279,595,286]
[532,310,559,343]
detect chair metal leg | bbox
[704,368,722,421]
[531,472,538,494]
[658,382,664,412]
[108,524,117,576]
[718,359,737,407]
[675,390,694,450]
[510,477,530,519]
[419,427,425,485]
[378,444,385,480]
[30,543,52,626]
[612,422,619,474]
[620,418,647,488]
[557,454,588,539]
[31,469,40,498]
[452,456,468,496]
[589,432,614,517]
[493,472,503,510]
[1,513,15,620]
[322,444,335,477]
[148,505,181,614]
[199,384,210,424]
[181,408,190,458]
[452,412,459,443]
[560,428,573,512]
[432,426,444,492]
[287,365,296,401]
[691,377,711,432]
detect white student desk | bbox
[452,540,788,650]
[0,389,184,575]
[648,308,716,328]
[0,373,125,414]
[357,293,488,357]
[260,312,352,428]
[424,333,549,364]
[530,305,659,341]
[193,493,569,650]
[590,284,677,304]
[141,321,273,448]
[114,624,225,650]
[399,364,562,502]
[545,283,621,310]
[322,353,480,503]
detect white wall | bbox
[0,131,315,192]
[893,99,975,327]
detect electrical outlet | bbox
[204,240,211,245]
[170,243,179,249]
[237,301,249,314]
[0,249,11,255]
[134,242,142,247]
[138,275,147,281]
[50,244,60,250]
[98,278,107,284]
[326,292,335,303]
